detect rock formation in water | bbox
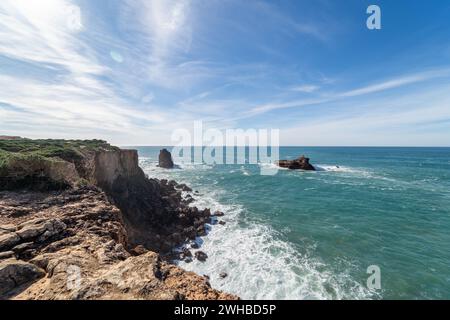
[0,139,236,300]
[276,155,316,171]
[158,149,174,169]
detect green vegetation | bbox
[0,139,119,175]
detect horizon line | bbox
[119,145,450,148]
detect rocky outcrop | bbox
[276,155,316,171]
[158,149,174,169]
[0,139,236,300]
[0,187,236,300]
[0,258,45,296]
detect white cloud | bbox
[280,85,450,146]
[0,0,170,143]
[340,69,450,97]
[0,0,102,75]
[245,68,450,117]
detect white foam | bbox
[140,159,376,300]
[178,190,374,300]
[315,165,359,173]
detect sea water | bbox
[131,146,450,300]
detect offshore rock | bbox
[276,155,316,171]
[158,149,174,169]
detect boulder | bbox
[0,258,45,296]
[0,232,21,251]
[195,251,208,262]
[276,155,316,171]
[16,218,67,242]
[158,149,174,169]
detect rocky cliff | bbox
[0,139,236,300]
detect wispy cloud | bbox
[340,69,450,98]
[1,0,449,146]
[245,68,450,117]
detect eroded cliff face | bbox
[0,145,237,300]
[0,188,235,300]
[91,150,212,253]
[93,149,143,187]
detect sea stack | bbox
[276,155,316,171]
[158,148,174,169]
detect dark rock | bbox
[158,149,174,169]
[11,242,34,254]
[0,251,15,260]
[182,248,192,258]
[0,233,21,251]
[195,251,208,262]
[197,225,207,237]
[7,207,33,218]
[212,211,225,217]
[276,155,316,171]
[218,221,226,226]
[0,258,45,296]
[219,272,228,279]
[130,245,149,256]
[191,242,200,249]
[179,184,193,192]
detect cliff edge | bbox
[0,139,236,300]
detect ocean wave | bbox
[176,190,375,300]
[315,165,362,173]
[140,159,376,300]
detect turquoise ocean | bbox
[130,146,450,300]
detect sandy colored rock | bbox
[0,188,237,300]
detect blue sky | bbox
[0,0,449,146]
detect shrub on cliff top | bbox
[0,138,119,175]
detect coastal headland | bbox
[0,138,237,300]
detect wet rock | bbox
[219,272,228,279]
[158,149,174,169]
[218,221,226,226]
[191,242,200,249]
[197,225,207,237]
[177,184,193,192]
[182,248,192,258]
[195,251,208,262]
[212,211,225,217]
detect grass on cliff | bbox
[0,139,119,174]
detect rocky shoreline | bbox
[0,139,237,300]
